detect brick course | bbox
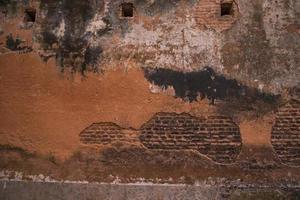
[271,99,300,166]
[193,0,238,31]
[79,122,124,145]
[139,112,242,164]
[79,113,242,164]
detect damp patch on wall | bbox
[37,0,108,74]
[143,67,280,116]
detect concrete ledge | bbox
[1,180,299,200]
[0,181,222,200]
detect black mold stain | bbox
[0,0,10,7]
[36,0,199,73]
[6,33,22,50]
[143,67,280,112]
[5,33,32,53]
[104,0,185,36]
[0,0,18,16]
[38,0,108,74]
[82,46,103,73]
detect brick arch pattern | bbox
[271,99,300,167]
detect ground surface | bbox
[0,180,299,200]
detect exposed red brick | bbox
[271,99,300,167]
[193,0,239,31]
[79,122,124,145]
[139,112,242,164]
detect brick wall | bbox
[271,99,300,167]
[79,122,124,145]
[140,113,206,150]
[204,115,241,163]
[79,113,242,164]
[139,112,242,164]
[193,0,238,31]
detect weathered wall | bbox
[139,112,241,163]
[79,112,242,164]
[80,122,124,145]
[271,99,300,167]
[31,0,300,95]
[0,0,299,186]
[1,0,299,96]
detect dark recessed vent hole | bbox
[24,8,36,22]
[221,3,233,16]
[121,3,133,18]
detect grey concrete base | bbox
[0,181,222,200]
[1,180,299,200]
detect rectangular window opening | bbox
[24,8,36,22]
[121,3,134,18]
[221,3,233,16]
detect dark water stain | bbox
[38,0,108,74]
[143,67,280,115]
[0,0,18,16]
[37,0,199,73]
[99,0,197,36]
[82,46,103,73]
[0,0,10,7]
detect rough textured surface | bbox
[80,122,124,145]
[204,115,242,163]
[0,181,222,200]
[140,112,241,163]
[1,0,297,94]
[271,99,300,167]
[0,0,299,195]
[78,112,242,164]
[194,0,239,31]
[0,181,299,200]
[79,122,139,145]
